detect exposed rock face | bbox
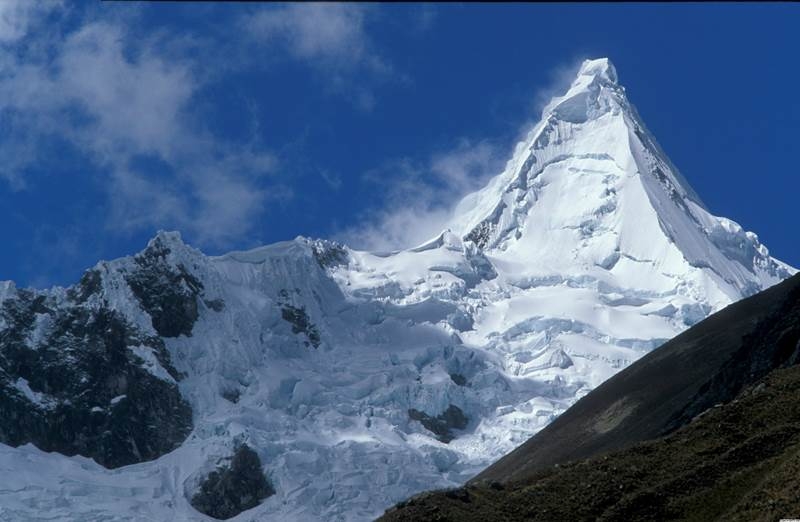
[449,373,467,386]
[190,444,275,520]
[408,405,469,443]
[124,235,204,338]
[308,238,348,269]
[278,289,321,348]
[0,284,192,468]
[280,304,321,348]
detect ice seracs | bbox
[543,57,620,123]
[0,58,794,521]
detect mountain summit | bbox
[450,57,789,303]
[0,58,793,521]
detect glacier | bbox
[0,58,794,521]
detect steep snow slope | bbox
[0,58,794,521]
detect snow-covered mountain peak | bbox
[146,229,203,260]
[0,59,794,522]
[448,59,792,305]
[149,229,186,249]
[541,57,624,124]
[577,57,618,84]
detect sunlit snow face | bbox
[0,57,793,522]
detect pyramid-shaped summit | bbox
[449,57,792,307]
[0,58,793,522]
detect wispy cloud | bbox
[246,4,371,68]
[0,6,279,247]
[409,4,437,35]
[0,0,60,43]
[0,2,415,253]
[244,3,397,110]
[338,140,506,251]
[531,56,590,115]
[337,55,592,253]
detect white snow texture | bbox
[0,58,794,521]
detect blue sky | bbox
[0,2,798,287]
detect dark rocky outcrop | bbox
[204,298,225,312]
[280,304,321,348]
[464,221,495,250]
[0,246,196,469]
[309,239,349,269]
[221,388,240,404]
[449,373,467,386]
[124,235,204,338]
[190,444,275,520]
[0,289,192,468]
[408,405,468,443]
[65,269,102,304]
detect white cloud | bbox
[531,57,590,115]
[319,169,342,190]
[0,3,431,254]
[0,0,60,43]
[430,140,500,194]
[337,56,596,253]
[346,205,453,253]
[338,140,505,251]
[60,23,193,159]
[244,3,396,109]
[410,5,437,35]
[247,3,370,68]
[0,10,279,247]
